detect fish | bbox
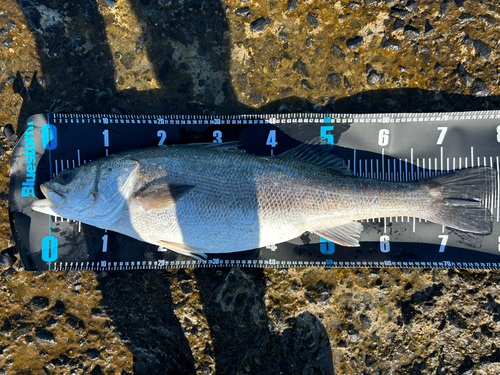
[31,139,497,260]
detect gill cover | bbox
[88,158,140,222]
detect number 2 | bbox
[157,130,166,145]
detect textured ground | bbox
[1,0,500,374]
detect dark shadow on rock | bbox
[11,0,500,374]
[95,270,196,375]
[194,267,334,375]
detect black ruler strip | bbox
[8,112,500,271]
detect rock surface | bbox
[1,0,500,374]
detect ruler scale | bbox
[7,111,500,271]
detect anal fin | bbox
[158,240,208,261]
[315,222,363,247]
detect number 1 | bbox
[102,129,109,147]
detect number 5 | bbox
[320,126,334,145]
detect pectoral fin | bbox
[158,240,208,260]
[315,222,363,247]
[135,184,195,210]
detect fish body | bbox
[31,141,497,259]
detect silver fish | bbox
[31,140,497,259]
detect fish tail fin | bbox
[422,167,497,234]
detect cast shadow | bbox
[13,0,500,374]
[14,0,335,374]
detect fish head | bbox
[32,157,140,225]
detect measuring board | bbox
[8,112,500,271]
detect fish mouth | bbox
[31,184,65,215]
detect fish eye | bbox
[58,170,75,185]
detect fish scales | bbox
[31,142,497,259]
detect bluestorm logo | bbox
[21,122,57,198]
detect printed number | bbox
[41,236,58,262]
[41,124,57,150]
[213,130,222,143]
[320,125,334,146]
[102,234,108,253]
[378,129,389,147]
[438,234,448,253]
[437,127,448,145]
[320,237,335,255]
[498,236,500,252]
[497,125,500,143]
[266,130,278,147]
[102,129,109,147]
[380,235,390,253]
[157,130,167,146]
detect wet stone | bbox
[404,26,420,40]
[7,21,15,32]
[440,0,451,15]
[381,37,401,51]
[278,30,288,42]
[301,80,313,91]
[53,300,66,316]
[35,327,55,345]
[424,19,434,35]
[346,36,363,50]
[269,57,278,73]
[459,13,473,21]
[393,19,405,30]
[330,44,346,60]
[406,0,419,12]
[2,38,12,49]
[349,2,361,9]
[287,0,298,12]
[472,79,490,97]
[473,40,491,60]
[82,88,96,105]
[0,29,7,38]
[235,7,252,17]
[32,296,49,310]
[296,60,309,78]
[307,13,319,29]
[367,70,380,86]
[135,37,146,54]
[250,18,267,33]
[391,7,412,19]
[326,73,341,87]
[87,348,100,360]
[97,91,110,106]
[344,76,352,89]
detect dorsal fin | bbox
[279,137,352,175]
